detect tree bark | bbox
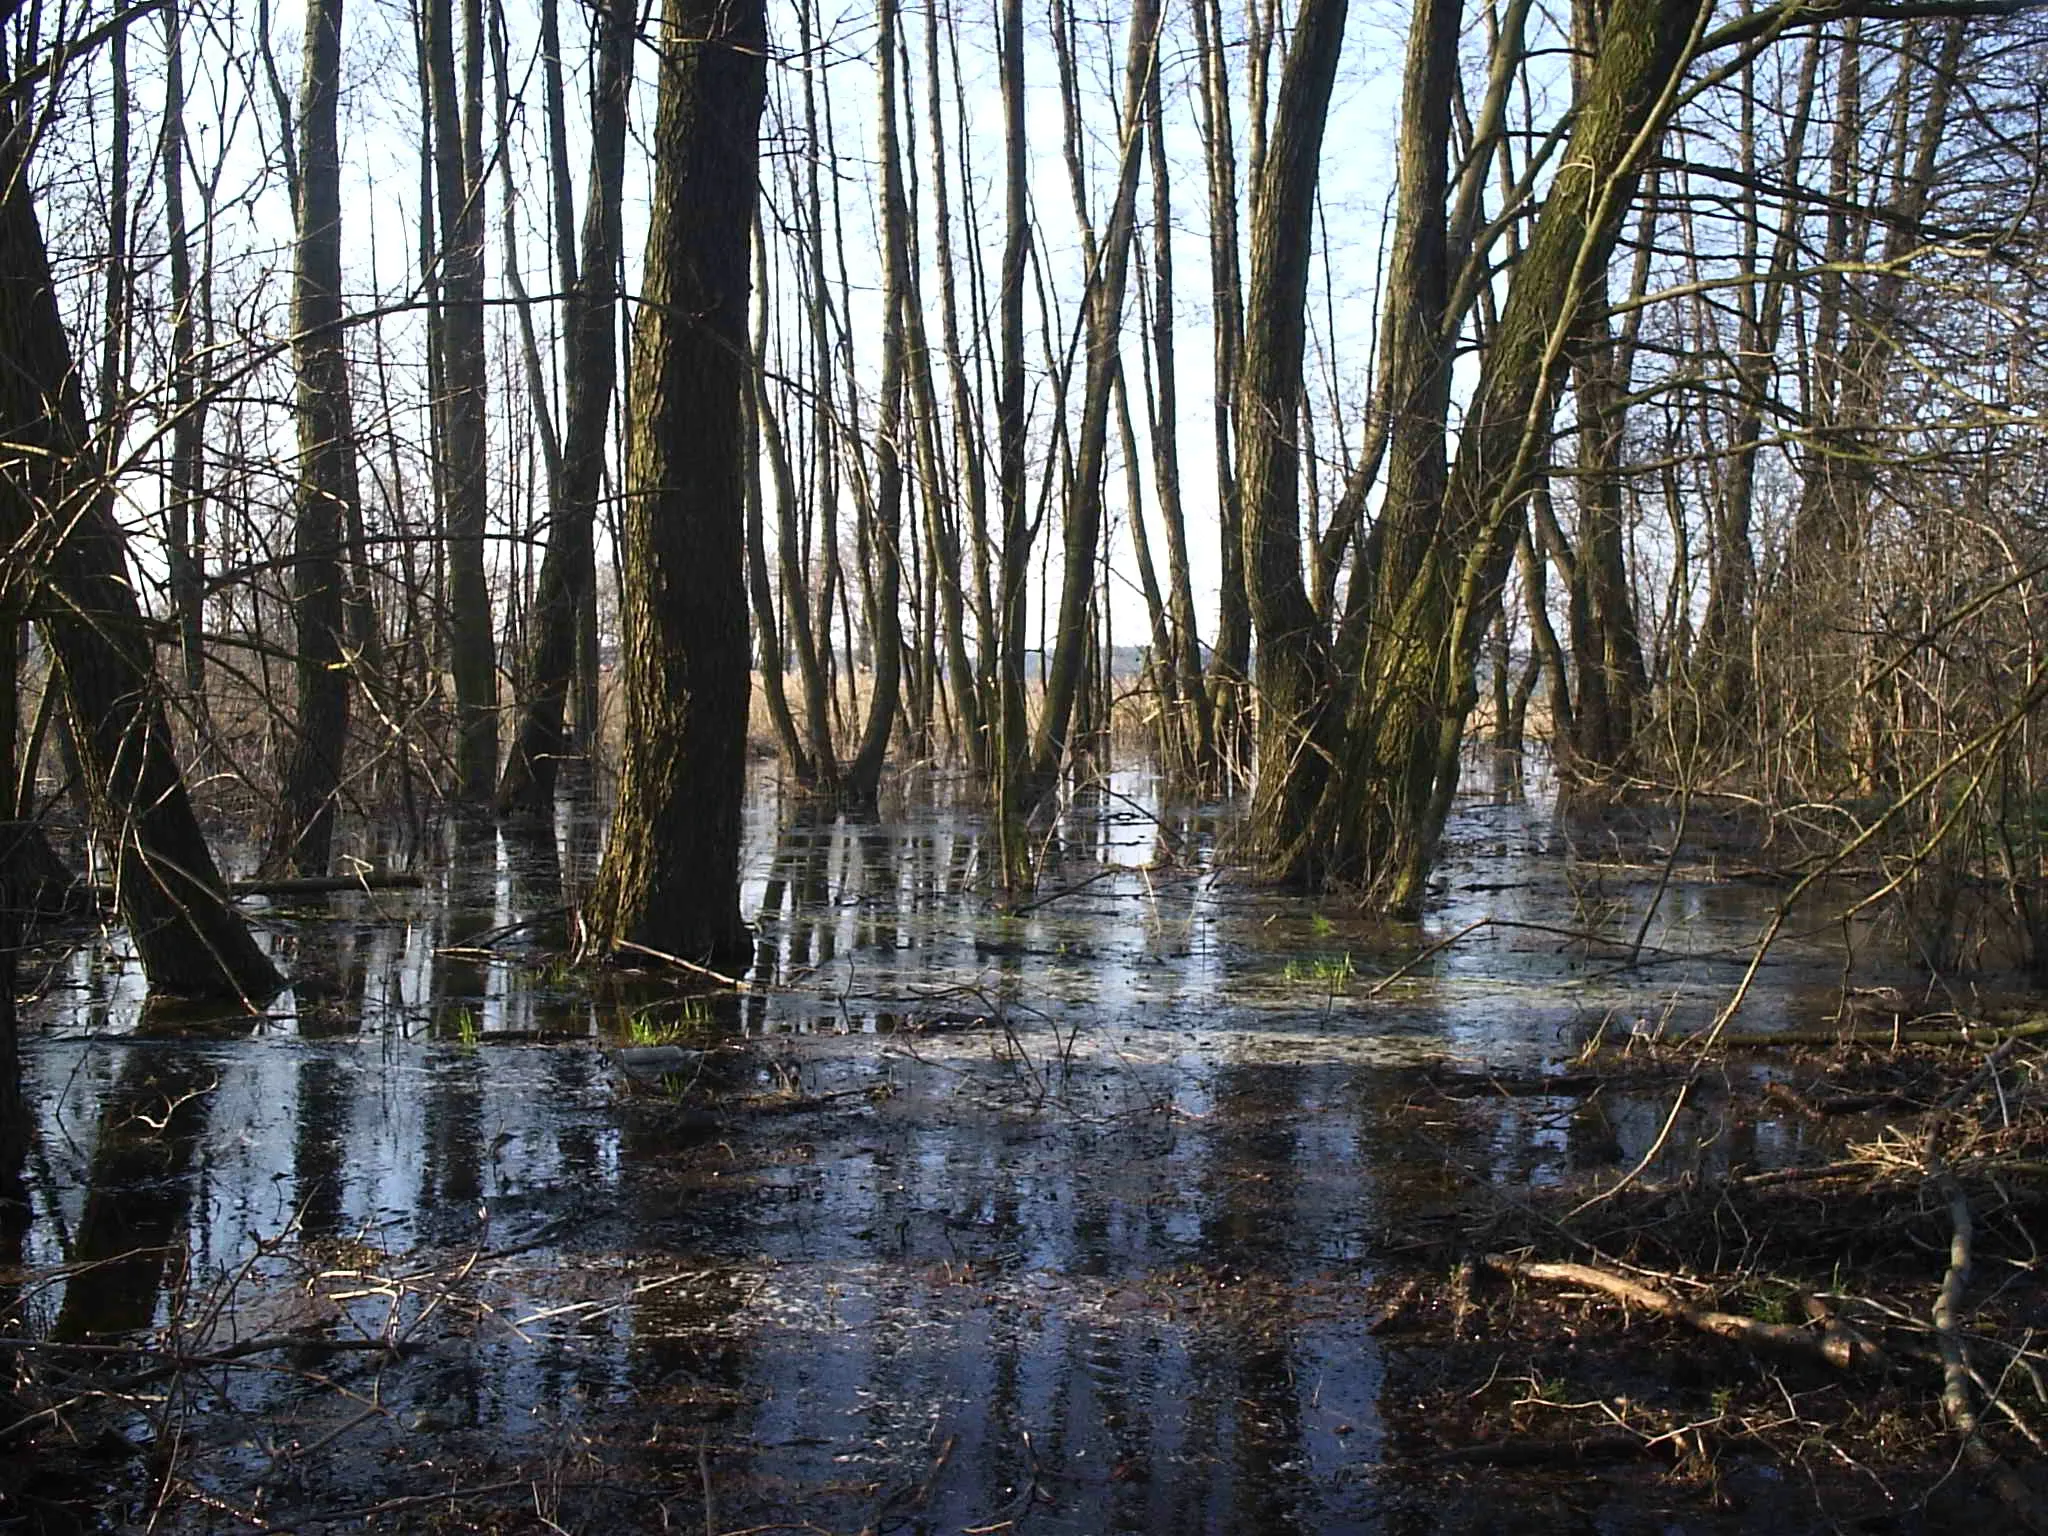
[426,0,497,801]
[267,0,362,878]
[581,0,763,971]
[1028,0,1162,795]
[162,3,207,697]
[840,0,911,809]
[1239,0,1349,872]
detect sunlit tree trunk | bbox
[922,5,992,776]
[1142,49,1215,781]
[1322,0,1709,910]
[1238,0,1348,869]
[1193,0,1250,769]
[745,220,808,776]
[841,0,910,809]
[582,0,764,970]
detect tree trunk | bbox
[992,0,1032,873]
[840,0,911,809]
[162,2,206,696]
[1143,49,1215,781]
[1324,0,1709,910]
[426,0,496,801]
[0,85,277,1001]
[267,0,361,878]
[581,0,763,971]
[1193,0,1251,769]
[1028,0,1161,796]
[1239,0,1349,873]
[495,0,632,816]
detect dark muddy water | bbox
[8,763,1931,1532]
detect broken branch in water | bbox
[1482,1253,1891,1372]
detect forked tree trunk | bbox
[0,83,277,1001]
[581,0,763,971]
[267,0,360,877]
[1316,0,1709,910]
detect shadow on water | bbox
[4,761,1948,1530]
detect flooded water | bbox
[6,761,1943,1531]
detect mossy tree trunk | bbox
[580,0,763,971]
[1248,0,1710,911]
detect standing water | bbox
[5,762,1940,1531]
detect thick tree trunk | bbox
[581,0,763,971]
[1254,0,1708,908]
[1335,0,1708,910]
[268,0,360,878]
[0,88,277,1001]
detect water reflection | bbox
[9,765,1913,1529]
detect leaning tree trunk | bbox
[1027,0,1161,798]
[267,0,360,877]
[0,80,277,1001]
[580,0,764,971]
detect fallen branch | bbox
[604,937,750,990]
[1426,1429,1661,1467]
[1680,1017,2048,1051]
[1928,1164,2047,1533]
[1483,1253,1889,1372]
